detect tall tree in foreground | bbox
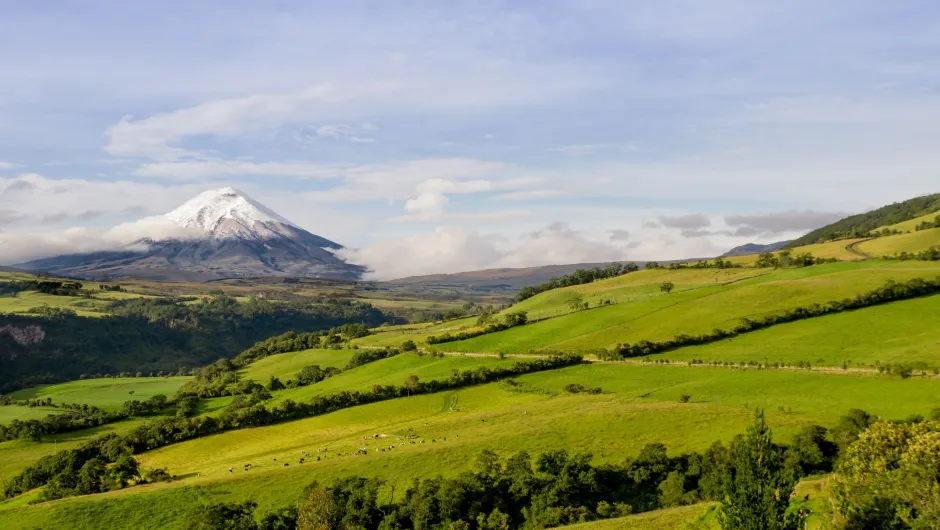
[720,409,798,530]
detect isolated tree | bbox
[566,293,585,311]
[719,409,798,530]
[298,483,340,530]
[111,455,140,488]
[405,374,420,393]
[401,340,418,351]
[660,281,675,294]
[755,252,780,269]
[266,376,285,392]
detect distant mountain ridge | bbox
[721,240,792,257]
[18,188,364,281]
[785,193,940,248]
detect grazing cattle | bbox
[229,468,233,473]
[284,463,289,467]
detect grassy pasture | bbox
[441,262,940,353]
[0,417,169,484]
[880,210,940,232]
[0,291,110,317]
[787,239,869,260]
[240,349,353,383]
[561,503,719,529]
[661,293,940,368]
[4,361,935,529]
[857,227,940,256]
[268,353,519,404]
[352,316,480,348]
[9,377,191,411]
[0,405,62,423]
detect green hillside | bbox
[856,227,940,256]
[239,348,352,383]
[435,261,940,353]
[785,192,940,247]
[10,377,192,411]
[4,239,940,529]
[660,292,940,368]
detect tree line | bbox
[599,276,940,360]
[516,263,639,302]
[191,408,888,530]
[3,354,584,501]
[884,246,940,262]
[915,214,940,231]
[785,193,940,247]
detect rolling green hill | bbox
[9,377,192,411]
[785,192,940,247]
[5,209,940,529]
[424,261,940,354]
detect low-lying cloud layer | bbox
[337,222,627,280]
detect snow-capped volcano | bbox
[166,187,325,243]
[19,188,361,281]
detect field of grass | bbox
[352,316,480,348]
[268,352,520,404]
[507,268,770,321]
[0,291,111,317]
[856,227,940,256]
[881,210,940,232]
[3,361,934,529]
[0,405,62,423]
[561,504,718,529]
[240,348,353,383]
[661,293,940,368]
[0,416,168,483]
[441,261,940,353]
[9,377,192,410]
[788,239,869,260]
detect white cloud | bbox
[338,221,626,280]
[724,210,846,235]
[492,189,566,201]
[0,162,19,170]
[0,217,203,265]
[135,160,340,180]
[657,213,712,230]
[547,144,609,156]
[105,84,346,159]
[314,123,375,143]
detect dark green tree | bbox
[719,409,797,530]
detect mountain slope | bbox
[721,240,792,257]
[785,193,940,248]
[18,188,363,281]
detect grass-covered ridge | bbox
[785,192,940,247]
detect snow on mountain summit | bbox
[166,187,299,240]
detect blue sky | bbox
[1,1,939,276]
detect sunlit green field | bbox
[268,352,519,404]
[0,291,110,317]
[3,361,934,529]
[881,210,940,232]
[240,348,353,383]
[661,293,940,368]
[9,377,192,410]
[352,316,480,348]
[0,416,169,483]
[788,239,868,260]
[441,262,940,353]
[0,405,62,423]
[560,504,719,530]
[857,227,940,256]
